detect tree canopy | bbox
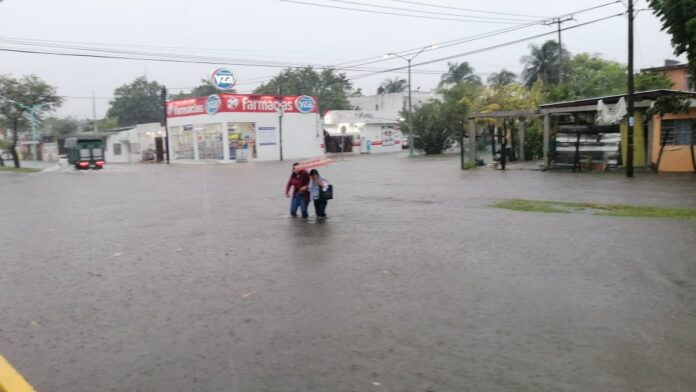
[487,70,518,87]
[0,74,62,167]
[649,0,696,73]
[548,53,626,101]
[107,77,164,127]
[377,77,407,94]
[253,67,356,114]
[521,40,569,87]
[439,62,481,87]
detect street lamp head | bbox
[429,44,439,50]
[383,53,395,59]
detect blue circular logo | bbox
[295,95,316,113]
[211,68,237,91]
[206,94,221,114]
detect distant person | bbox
[309,169,331,219]
[285,163,310,219]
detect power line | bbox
[322,0,541,22]
[0,39,445,75]
[387,0,550,19]
[278,0,525,24]
[345,12,626,82]
[333,1,623,70]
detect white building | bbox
[323,110,403,154]
[166,94,323,162]
[105,123,166,163]
[349,91,439,120]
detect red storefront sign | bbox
[166,94,318,118]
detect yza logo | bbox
[206,95,222,114]
[295,95,316,113]
[211,68,237,91]
[226,96,240,110]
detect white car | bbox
[0,150,13,161]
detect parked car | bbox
[401,136,409,149]
[0,149,13,161]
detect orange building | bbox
[642,61,696,172]
[642,60,695,92]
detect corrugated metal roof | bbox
[539,90,696,109]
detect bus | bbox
[64,138,105,170]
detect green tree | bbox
[439,62,481,87]
[635,71,675,90]
[548,53,626,101]
[521,40,570,87]
[95,117,119,131]
[253,67,356,114]
[377,77,407,94]
[174,79,227,99]
[487,69,518,87]
[43,116,81,136]
[402,81,480,155]
[403,102,452,154]
[0,75,62,168]
[649,0,696,74]
[107,77,164,126]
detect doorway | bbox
[154,137,164,162]
[228,123,257,161]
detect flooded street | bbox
[2,154,696,391]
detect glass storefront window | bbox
[228,123,256,160]
[170,126,195,160]
[197,123,224,160]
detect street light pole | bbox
[385,45,436,158]
[407,58,414,157]
[0,95,49,164]
[626,0,635,178]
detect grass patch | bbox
[462,161,478,170]
[0,166,41,173]
[493,199,696,221]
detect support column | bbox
[543,113,551,168]
[519,117,526,161]
[468,119,477,164]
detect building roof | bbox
[641,63,688,73]
[539,90,696,110]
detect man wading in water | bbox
[285,162,310,219]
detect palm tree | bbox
[520,40,569,87]
[487,69,518,87]
[439,62,481,87]
[377,77,407,94]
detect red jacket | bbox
[286,171,310,201]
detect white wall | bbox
[349,92,438,120]
[167,112,323,163]
[105,123,165,163]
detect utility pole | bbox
[91,91,98,133]
[407,58,414,157]
[385,45,436,157]
[277,77,284,161]
[161,86,170,164]
[545,16,573,84]
[626,0,635,178]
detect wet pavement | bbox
[1,153,696,392]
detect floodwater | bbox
[1,154,695,391]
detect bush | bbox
[408,102,457,155]
[524,121,543,160]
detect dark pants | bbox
[290,194,309,218]
[313,199,328,217]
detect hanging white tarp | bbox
[597,98,627,125]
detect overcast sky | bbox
[0,0,684,119]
